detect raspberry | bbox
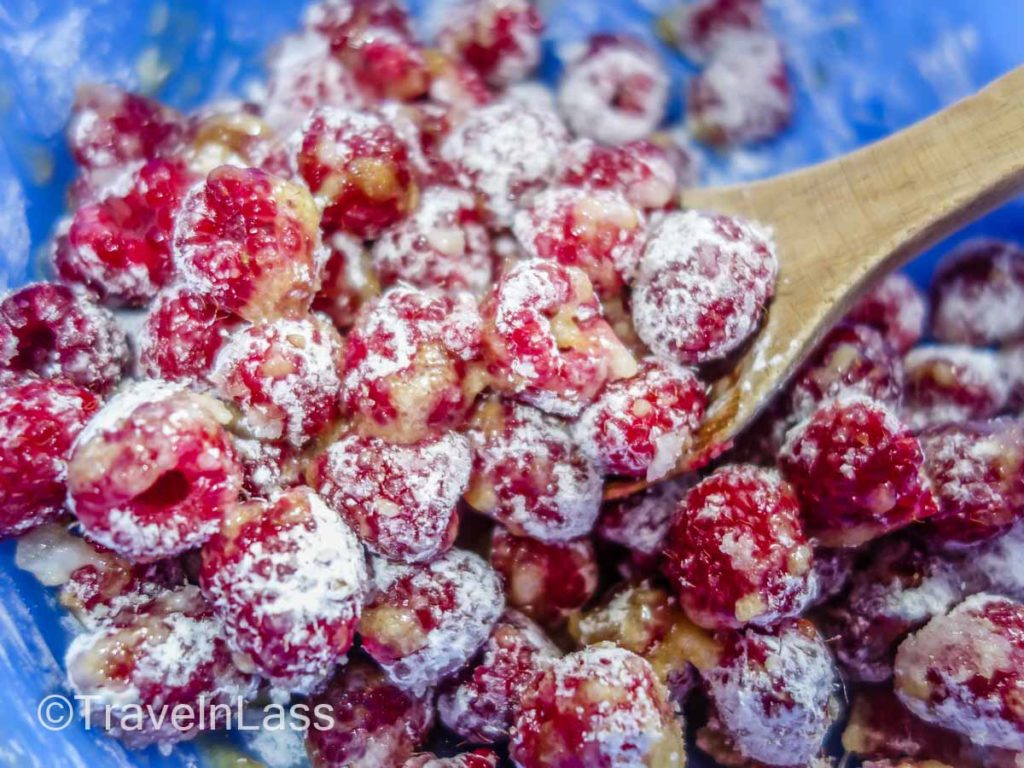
[847,273,928,354]
[341,286,484,443]
[341,27,431,102]
[180,104,281,178]
[464,398,602,542]
[378,100,455,182]
[780,394,938,547]
[293,107,418,239]
[425,50,494,123]
[557,35,669,145]
[313,232,380,330]
[372,186,493,297]
[65,584,256,749]
[403,751,500,768]
[687,32,793,147]
[557,138,682,210]
[437,610,558,743]
[0,282,128,393]
[573,358,707,481]
[903,346,1009,430]
[305,655,434,768]
[512,186,647,297]
[510,643,685,768]
[174,165,326,322]
[310,431,471,563]
[68,381,243,561]
[703,619,839,767]
[661,0,766,63]
[662,464,814,629]
[631,210,778,365]
[489,526,598,626]
[199,487,367,693]
[437,0,543,87]
[209,315,344,447]
[304,0,412,52]
[962,523,1024,603]
[895,593,1024,750]
[360,549,504,693]
[232,437,302,497]
[0,379,98,538]
[930,238,1024,345]
[480,260,637,416]
[596,477,692,577]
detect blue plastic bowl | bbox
[1,1,1023,765]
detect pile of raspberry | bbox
[8,0,1024,766]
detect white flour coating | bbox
[963,523,1024,603]
[932,239,1024,344]
[903,344,1010,429]
[72,379,183,451]
[375,100,436,178]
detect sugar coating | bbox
[903,345,1010,430]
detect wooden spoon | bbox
[605,65,1024,501]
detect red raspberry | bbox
[661,0,766,63]
[174,165,325,322]
[557,138,683,210]
[513,186,647,297]
[341,27,431,102]
[847,273,928,354]
[930,238,1024,345]
[305,656,434,768]
[209,314,344,447]
[342,286,484,443]
[490,526,598,626]
[65,584,256,750]
[0,282,128,393]
[304,0,412,52]
[573,358,707,480]
[403,751,500,768]
[438,0,543,87]
[557,35,669,145]
[180,104,281,179]
[293,107,418,239]
[61,158,192,306]
[437,609,558,743]
[359,549,505,693]
[903,346,1009,429]
[372,186,493,296]
[510,643,685,768]
[687,32,793,147]
[68,381,243,561]
[464,398,602,542]
[232,436,302,496]
[426,50,494,123]
[310,431,471,563]
[703,619,839,767]
[780,395,938,547]
[662,464,814,629]
[632,210,778,365]
[313,232,380,330]
[895,593,1024,750]
[200,487,367,693]
[481,260,637,416]
[0,379,98,538]
[378,100,455,182]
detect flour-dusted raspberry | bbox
[703,619,839,767]
[438,609,558,743]
[342,286,484,443]
[313,232,380,330]
[632,210,778,365]
[961,523,1024,603]
[200,487,367,693]
[557,35,669,145]
[464,397,603,542]
[574,358,707,481]
[359,549,505,694]
[0,282,128,393]
[174,165,326,322]
[481,260,637,416]
[232,437,302,497]
[662,464,814,629]
[65,584,257,749]
[513,186,647,297]
[490,526,598,626]
[903,346,1010,430]
[510,642,686,768]
[341,26,431,102]
[305,655,434,768]
[437,0,543,87]
[61,157,192,306]
[660,0,766,63]
[440,100,568,226]
[293,107,418,239]
[895,593,1024,751]
[304,0,412,51]
[68,381,243,561]
[403,750,500,768]
[688,32,793,147]
[780,394,938,547]
[557,138,682,210]
[818,536,970,683]
[847,273,928,354]
[209,315,344,447]
[179,102,283,179]
[0,379,98,538]
[425,50,494,124]
[310,431,471,563]
[372,186,493,296]
[376,100,455,182]
[930,239,1024,345]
